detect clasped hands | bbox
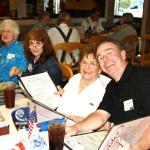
[9,67,22,77]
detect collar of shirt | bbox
[110,63,133,87]
[3,40,17,50]
[88,17,98,29]
[59,23,69,29]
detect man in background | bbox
[81,8,106,37]
[32,11,51,31]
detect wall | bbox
[65,0,96,10]
[141,0,150,35]
[9,0,26,19]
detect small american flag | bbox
[28,119,40,139]
[28,118,34,139]
[28,105,39,139]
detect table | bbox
[0,94,108,150]
[0,93,64,149]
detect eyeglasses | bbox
[80,60,99,68]
[1,30,13,34]
[29,41,43,48]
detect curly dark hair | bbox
[79,45,98,63]
[24,28,56,63]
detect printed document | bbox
[65,131,108,150]
[99,116,150,150]
[19,72,60,110]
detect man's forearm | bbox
[74,110,110,133]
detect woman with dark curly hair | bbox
[13,28,62,86]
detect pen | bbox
[56,85,63,96]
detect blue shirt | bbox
[0,40,27,83]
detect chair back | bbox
[88,35,106,43]
[140,34,150,65]
[122,34,139,63]
[53,42,84,72]
[54,42,84,52]
[59,62,73,82]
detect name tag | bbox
[123,99,134,111]
[7,53,15,59]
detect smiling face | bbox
[29,40,44,60]
[96,42,127,81]
[1,25,15,46]
[80,54,101,82]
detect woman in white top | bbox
[56,46,111,123]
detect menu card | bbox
[65,131,108,150]
[99,116,150,150]
[19,72,60,110]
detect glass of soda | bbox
[48,118,66,150]
[3,82,15,108]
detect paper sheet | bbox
[65,131,108,150]
[99,116,150,150]
[19,72,60,110]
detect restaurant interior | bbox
[0,0,150,149]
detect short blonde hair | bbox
[0,19,20,39]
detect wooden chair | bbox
[59,62,73,86]
[53,42,85,72]
[59,62,73,81]
[122,34,139,63]
[140,34,150,65]
[87,35,106,47]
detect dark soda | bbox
[4,88,15,108]
[48,123,65,150]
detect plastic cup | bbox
[48,118,66,150]
[3,82,15,108]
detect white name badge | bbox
[123,99,134,112]
[7,53,15,59]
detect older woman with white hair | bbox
[0,19,27,83]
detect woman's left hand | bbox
[9,67,22,77]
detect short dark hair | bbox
[90,8,101,15]
[57,10,70,25]
[38,11,50,20]
[97,38,125,52]
[122,13,134,24]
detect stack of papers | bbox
[0,82,5,105]
[0,90,4,105]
